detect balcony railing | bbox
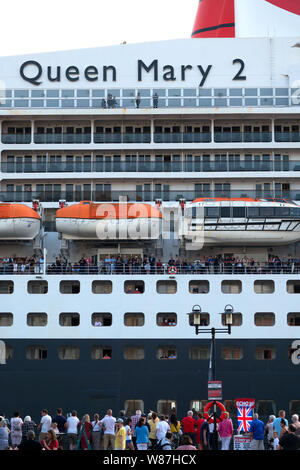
[1,159,298,173]
[94,133,151,144]
[1,134,31,144]
[34,133,92,144]
[0,262,299,276]
[275,132,300,142]
[3,131,300,145]
[0,189,298,203]
[153,133,211,143]
[214,132,272,143]
[0,86,297,110]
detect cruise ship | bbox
[1,0,300,423]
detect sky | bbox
[0,0,198,56]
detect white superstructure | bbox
[0,34,300,419]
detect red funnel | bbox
[192,0,235,38]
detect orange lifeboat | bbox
[0,203,41,240]
[56,201,162,240]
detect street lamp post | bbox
[188,304,234,451]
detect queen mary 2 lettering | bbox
[19,57,247,87]
[0,38,284,90]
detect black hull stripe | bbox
[192,22,235,36]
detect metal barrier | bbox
[0,262,298,275]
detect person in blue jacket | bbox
[249,413,265,450]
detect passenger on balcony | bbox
[144,259,151,274]
[135,93,141,109]
[156,259,163,274]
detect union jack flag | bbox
[237,406,253,432]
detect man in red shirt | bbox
[181,411,196,446]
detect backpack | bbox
[152,439,171,451]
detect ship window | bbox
[221,347,243,360]
[254,313,275,326]
[124,347,145,360]
[44,89,57,99]
[255,347,276,360]
[27,281,48,294]
[157,400,177,416]
[220,207,230,218]
[287,281,300,293]
[287,313,300,326]
[199,89,212,97]
[233,207,246,218]
[247,207,259,217]
[221,280,242,294]
[229,88,243,96]
[61,89,74,98]
[256,400,276,418]
[189,313,210,326]
[189,347,210,360]
[124,400,144,417]
[183,89,197,97]
[223,400,236,417]
[157,347,177,360]
[274,207,290,216]
[168,89,181,97]
[254,280,275,294]
[77,89,90,97]
[5,346,13,360]
[92,281,112,294]
[260,88,273,96]
[124,313,145,327]
[189,280,209,294]
[123,89,135,97]
[58,346,80,360]
[60,281,80,294]
[26,346,47,360]
[27,313,47,326]
[153,89,166,97]
[156,281,177,294]
[92,313,112,327]
[222,313,242,326]
[290,208,300,217]
[59,313,80,326]
[205,207,219,218]
[91,346,112,360]
[260,207,274,217]
[156,313,177,326]
[0,281,14,294]
[0,313,13,326]
[92,90,105,97]
[290,401,300,417]
[124,281,144,294]
[190,400,208,412]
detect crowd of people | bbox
[0,408,300,451]
[0,253,300,275]
[46,253,300,275]
[0,255,44,274]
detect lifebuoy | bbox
[168,266,178,274]
[204,401,227,423]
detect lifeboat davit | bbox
[0,203,41,240]
[183,197,300,246]
[56,201,162,240]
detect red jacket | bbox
[181,416,196,434]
